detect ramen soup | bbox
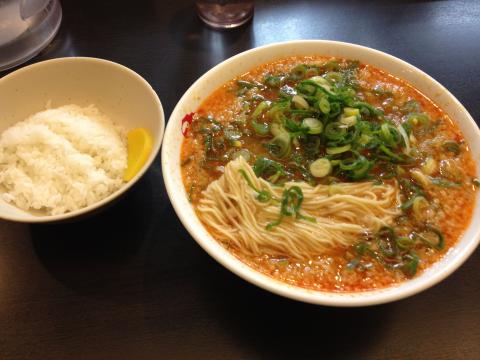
[181,56,477,292]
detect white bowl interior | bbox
[162,40,480,306]
[0,57,165,222]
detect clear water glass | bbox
[196,0,254,29]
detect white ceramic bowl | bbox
[0,57,164,222]
[162,40,480,306]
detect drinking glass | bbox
[196,0,254,29]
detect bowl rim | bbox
[162,40,480,306]
[0,57,165,223]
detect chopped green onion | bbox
[309,76,332,92]
[323,60,340,71]
[412,196,429,220]
[400,179,425,209]
[349,101,383,117]
[251,120,270,137]
[430,177,461,187]
[401,195,417,211]
[292,95,310,110]
[297,81,316,95]
[266,132,291,158]
[415,226,445,250]
[318,97,331,114]
[324,122,347,141]
[329,102,342,117]
[290,64,307,80]
[253,156,286,181]
[396,236,415,250]
[349,158,370,180]
[310,158,332,178]
[401,251,419,277]
[266,185,315,230]
[397,124,411,154]
[343,107,360,117]
[339,156,368,171]
[376,227,398,258]
[282,186,303,216]
[284,118,302,132]
[407,113,429,126]
[378,145,404,162]
[270,122,284,137]
[340,115,357,127]
[380,123,400,148]
[357,133,372,146]
[410,169,430,188]
[264,75,283,88]
[326,144,351,155]
[400,100,421,113]
[251,101,270,119]
[421,157,437,175]
[238,169,273,203]
[442,141,460,155]
[302,118,323,135]
[324,71,343,83]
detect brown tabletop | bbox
[1,0,480,359]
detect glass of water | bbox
[196,0,254,29]
[0,0,62,71]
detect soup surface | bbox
[181,56,477,292]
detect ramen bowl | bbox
[0,57,164,223]
[162,40,480,306]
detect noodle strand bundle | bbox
[198,157,401,260]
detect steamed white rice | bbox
[0,104,127,215]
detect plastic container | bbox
[0,0,62,71]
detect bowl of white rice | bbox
[0,57,164,222]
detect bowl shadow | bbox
[29,169,165,300]
[199,262,391,359]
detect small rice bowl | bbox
[0,104,127,215]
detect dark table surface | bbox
[1,0,480,359]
